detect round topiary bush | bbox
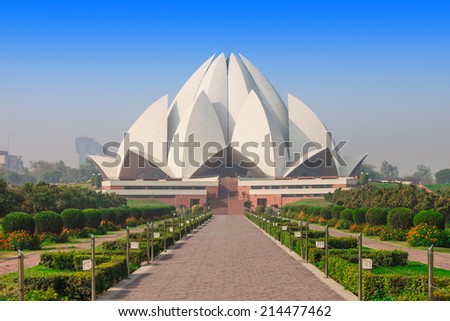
[320,207,332,220]
[413,210,445,230]
[60,208,85,229]
[2,212,35,235]
[331,205,345,219]
[113,208,129,226]
[129,207,142,220]
[387,207,415,229]
[83,209,103,229]
[34,211,63,234]
[335,219,351,230]
[353,208,367,225]
[366,207,388,226]
[326,218,339,227]
[340,209,354,222]
[100,208,116,223]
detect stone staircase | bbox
[210,177,245,215]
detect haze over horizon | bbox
[1,0,449,176]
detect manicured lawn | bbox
[368,181,402,189]
[372,261,450,278]
[284,198,332,207]
[425,184,450,193]
[127,199,170,208]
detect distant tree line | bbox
[0,179,126,217]
[360,161,450,185]
[0,159,101,186]
[326,184,450,220]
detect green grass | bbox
[425,184,450,193]
[127,199,170,208]
[284,198,332,207]
[372,261,450,278]
[368,181,402,189]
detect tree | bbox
[359,172,369,185]
[359,163,382,181]
[435,168,450,184]
[405,164,433,184]
[380,161,399,181]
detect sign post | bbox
[325,226,329,278]
[305,222,309,262]
[163,218,167,252]
[428,245,434,301]
[151,221,154,261]
[126,227,130,277]
[146,222,150,264]
[300,221,304,259]
[18,250,24,301]
[289,218,292,251]
[358,232,363,301]
[91,234,96,301]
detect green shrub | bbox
[83,209,103,229]
[366,207,388,226]
[407,223,450,247]
[255,205,265,215]
[191,205,205,214]
[25,288,60,301]
[100,208,116,223]
[112,208,129,226]
[335,219,351,230]
[326,218,339,227]
[340,209,354,222]
[328,237,357,249]
[60,209,85,229]
[129,207,142,220]
[2,212,35,234]
[264,207,273,216]
[0,230,41,250]
[387,207,415,229]
[331,205,345,219]
[353,208,367,225]
[413,210,445,230]
[313,207,322,217]
[34,211,63,234]
[379,227,407,241]
[320,207,332,220]
[332,249,408,267]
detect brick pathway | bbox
[0,227,144,276]
[99,216,348,301]
[308,225,450,270]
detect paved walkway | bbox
[0,227,144,276]
[99,216,352,301]
[309,225,450,270]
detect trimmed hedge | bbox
[340,209,354,222]
[60,209,85,229]
[2,212,35,234]
[320,207,332,220]
[353,208,367,225]
[34,211,63,234]
[413,210,445,230]
[331,205,345,219]
[129,207,142,220]
[366,207,388,226]
[387,207,415,229]
[82,209,103,229]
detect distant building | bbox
[0,151,24,173]
[75,137,102,167]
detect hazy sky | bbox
[1,0,449,176]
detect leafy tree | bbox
[380,161,399,181]
[359,163,382,181]
[435,168,450,184]
[406,164,433,184]
[359,172,369,185]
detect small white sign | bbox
[362,258,373,270]
[181,223,184,227]
[153,232,161,238]
[169,227,174,232]
[130,242,140,250]
[294,231,301,238]
[315,241,325,249]
[282,226,288,231]
[82,260,92,271]
[273,222,277,227]
[186,220,190,224]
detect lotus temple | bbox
[90,53,367,214]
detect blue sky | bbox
[1,0,449,175]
